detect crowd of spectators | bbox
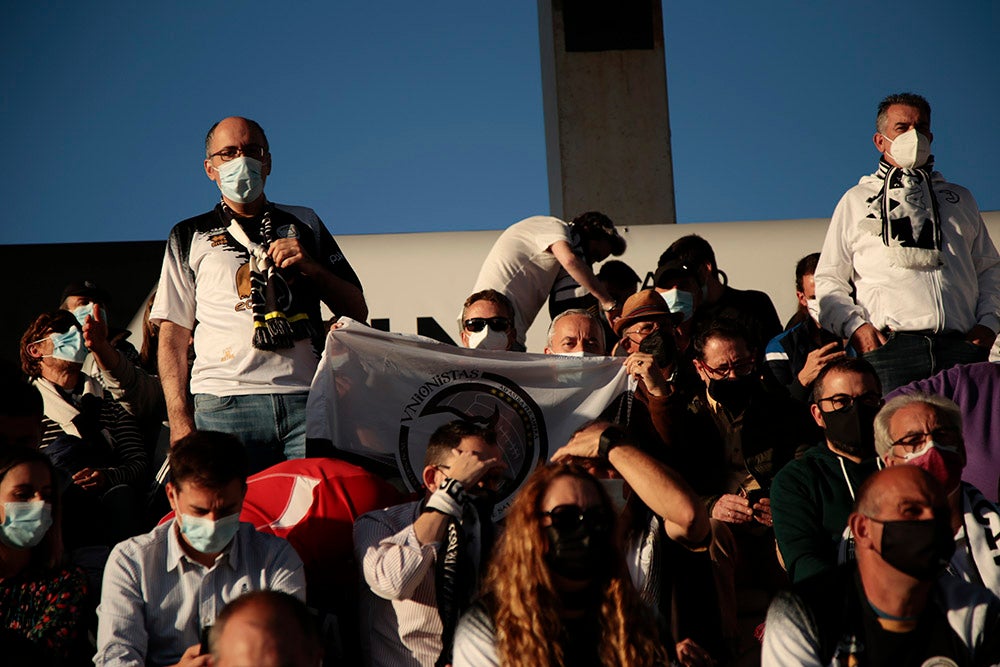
[4,93,1000,666]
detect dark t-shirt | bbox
[770,565,1000,666]
[857,578,978,666]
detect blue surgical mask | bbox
[214,157,265,204]
[659,288,695,322]
[71,303,107,326]
[34,328,88,364]
[179,512,241,554]
[0,501,53,549]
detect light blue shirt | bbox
[95,520,305,666]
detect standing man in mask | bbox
[814,93,1000,393]
[771,358,884,584]
[764,466,1000,666]
[874,394,1000,595]
[152,117,367,472]
[354,421,507,667]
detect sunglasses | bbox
[463,317,511,333]
[540,504,612,533]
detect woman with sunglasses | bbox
[0,445,89,664]
[453,462,668,667]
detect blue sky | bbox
[3,1,998,245]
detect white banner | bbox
[306,319,628,515]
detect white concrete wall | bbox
[327,211,1000,353]
[127,212,1000,353]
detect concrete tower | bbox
[538,0,676,226]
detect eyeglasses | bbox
[540,504,612,533]
[463,317,511,333]
[816,392,882,412]
[890,427,961,452]
[208,144,268,162]
[622,322,660,343]
[699,358,755,380]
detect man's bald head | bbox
[210,591,321,667]
[205,117,269,157]
[855,465,944,519]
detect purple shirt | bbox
[888,362,1000,502]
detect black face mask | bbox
[821,402,879,458]
[707,375,756,414]
[638,330,677,371]
[545,522,610,582]
[876,514,955,580]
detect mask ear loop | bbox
[900,440,961,462]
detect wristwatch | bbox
[602,300,618,312]
[598,426,628,461]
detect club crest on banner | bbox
[307,320,629,521]
[397,371,547,517]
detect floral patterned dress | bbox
[1,565,88,660]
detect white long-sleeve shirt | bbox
[95,521,305,667]
[815,167,1000,339]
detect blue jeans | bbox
[193,393,308,473]
[862,333,988,394]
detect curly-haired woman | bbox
[453,462,669,667]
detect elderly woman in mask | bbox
[20,310,147,547]
[0,445,89,664]
[453,462,669,667]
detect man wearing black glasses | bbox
[151,117,367,473]
[683,318,815,659]
[771,357,884,584]
[458,290,517,352]
[685,318,813,530]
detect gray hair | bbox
[873,392,963,459]
[875,93,931,134]
[546,308,606,353]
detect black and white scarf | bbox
[221,202,316,350]
[863,158,943,269]
[435,502,493,667]
[956,483,1000,594]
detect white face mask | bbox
[883,128,931,169]
[806,297,821,324]
[467,327,509,351]
[555,350,599,358]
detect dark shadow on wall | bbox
[1,241,166,369]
